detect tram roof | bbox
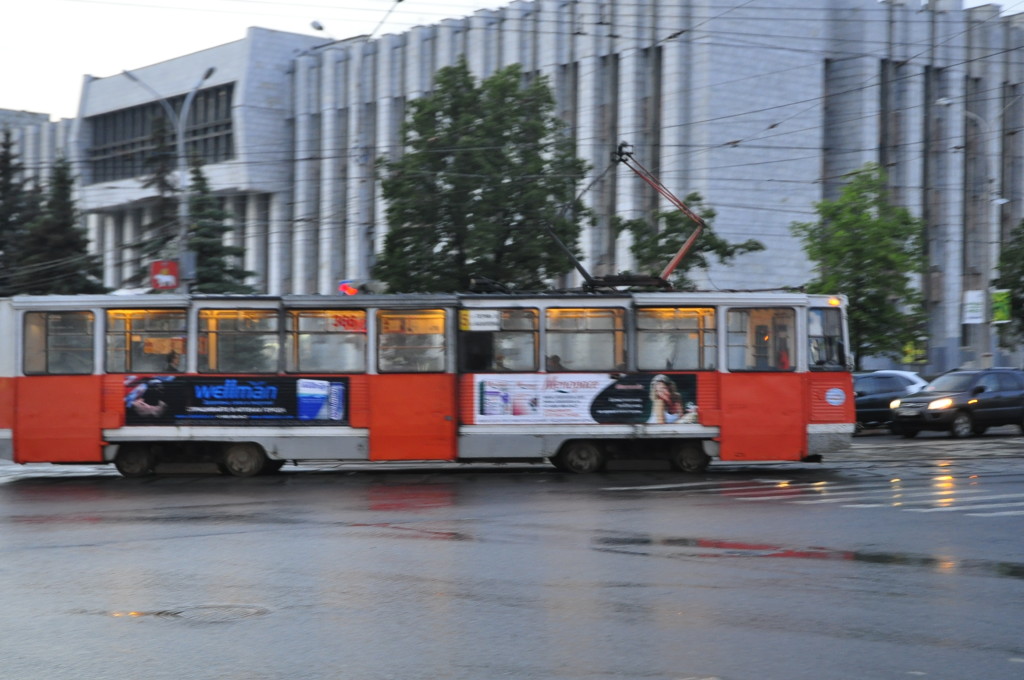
[5,289,844,310]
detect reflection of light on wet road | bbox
[591,533,1024,580]
[604,473,1024,515]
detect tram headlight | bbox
[890,398,902,409]
[928,398,954,410]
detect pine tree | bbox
[187,158,253,293]
[375,58,588,292]
[134,117,180,283]
[0,129,41,296]
[16,157,105,294]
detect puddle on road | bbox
[592,534,1024,580]
[74,604,270,623]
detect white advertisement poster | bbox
[963,290,985,325]
[473,373,698,425]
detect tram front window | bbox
[808,306,845,370]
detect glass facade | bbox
[87,83,234,184]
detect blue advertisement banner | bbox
[124,375,349,426]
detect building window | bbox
[87,83,235,184]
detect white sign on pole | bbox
[962,289,985,325]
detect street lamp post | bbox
[936,97,1006,368]
[123,67,216,293]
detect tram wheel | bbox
[553,441,606,473]
[114,444,157,478]
[669,442,710,473]
[219,443,268,478]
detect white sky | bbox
[0,0,1004,121]
[1,0,512,120]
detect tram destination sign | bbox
[124,376,349,426]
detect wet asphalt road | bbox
[0,432,1022,680]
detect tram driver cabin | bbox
[0,291,854,477]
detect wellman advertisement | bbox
[124,375,349,426]
[474,373,697,425]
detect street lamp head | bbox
[936,97,954,107]
[202,67,216,81]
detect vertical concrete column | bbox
[267,192,291,295]
[85,212,102,258]
[345,45,372,280]
[293,52,319,295]
[122,209,138,284]
[614,0,646,275]
[318,47,343,295]
[244,193,266,293]
[102,214,118,290]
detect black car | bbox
[853,370,929,432]
[889,368,1024,438]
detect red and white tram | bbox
[0,290,853,477]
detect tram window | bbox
[458,309,538,372]
[198,309,279,373]
[808,307,845,370]
[545,308,625,371]
[726,308,795,371]
[106,309,186,373]
[285,310,367,373]
[23,311,95,375]
[637,307,716,370]
[377,309,447,373]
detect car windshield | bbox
[925,373,975,392]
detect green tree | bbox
[135,118,179,281]
[375,58,588,292]
[0,129,41,296]
[187,158,253,293]
[16,157,105,294]
[790,163,924,369]
[616,192,765,290]
[993,219,1024,347]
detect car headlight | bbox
[928,397,954,410]
[890,398,902,409]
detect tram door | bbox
[15,376,105,463]
[368,309,457,460]
[718,373,805,461]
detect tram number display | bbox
[474,373,697,425]
[124,375,349,425]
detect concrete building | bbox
[7,0,1024,373]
